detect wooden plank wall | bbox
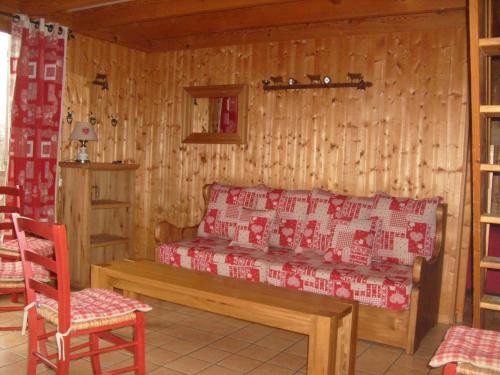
[60,12,469,323]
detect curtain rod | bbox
[0,11,71,36]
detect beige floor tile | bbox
[147,347,183,365]
[188,346,232,363]
[197,364,242,375]
[162,325,221,345]
[247,363,295,375]
[164,356,212,374]
[159,336,206,355]
[218,353,262,373]
[254,335,296,351]
[0,332,27,349]
[228,324,276,343]
[237,344,283,362]
[284,339,308,358]
[148,367,185,375]
[356,340,372,357]
[0,349,24,366]
[355,346,401,374]
[209,337,251,353]
[267,352,307,371]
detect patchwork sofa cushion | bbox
[230,208,275,252]
[157,237,412,310]
[157,237,271,283]
[269,189,309,250]
[323,218,379,266]
[266,250,412,310]
[298,188,374,253]
[197,184,244,240]
[370,193,442,265]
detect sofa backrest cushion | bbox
[369,193,442,265]
[323,217,379,266]
[297,188,374,254]
[198,184,279,240]
[268,189,310,250]
[230,208,276,252]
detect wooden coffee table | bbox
[91,259,357,374]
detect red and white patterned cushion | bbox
[266,251,412,310]
[269,189,309,250]
[230,208,275,252]
[298,188,374,253]
[198,184,244,240]
[370,193,442,265]
[35,288,151,324]
[157,237,271,282]
[157,237,412,311]
[429,326,500,371]
[323,218,379,266]
[0,260,50,282]
[0,236,54,257]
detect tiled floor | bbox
[0,294,497,375]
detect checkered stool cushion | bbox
[0,260,50,282]
[35,288,152,329]
[0,236,54,258]
[430,326,500,372]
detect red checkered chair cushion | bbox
[323,218,379,266]
[269,189,309,250]
[266,250,412,310]
[0,260,50,282]
[370,193,442,265]
[230,208,275,252]
[298,188,374,254]
[430,326,500,372]
[0,236,54,257]
[157,237,270,282]
[35,288,152,324]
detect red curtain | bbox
[8,16,67,222]
[219,97,238,133]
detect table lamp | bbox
[70,121,97,163]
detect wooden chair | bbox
[13,214,151,375]
[0,186,53,262]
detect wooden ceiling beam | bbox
[70,0,304,30]
[19,0,130,16]
[105,0,465,44]
[146,9,466,52]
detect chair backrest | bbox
[12,214,71,331]
[0,186,23,240]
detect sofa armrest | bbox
[154,221,198,244]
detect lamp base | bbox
[75,141,91,163]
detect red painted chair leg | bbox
[56,335,71,375]
[90,332,103,375]
[134,312,146,375]
[27,315,39,375]
[443,363,457,375]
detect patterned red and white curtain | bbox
[8,15,67,222]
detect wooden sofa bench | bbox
[91,259,357,375]
[155,184,447,354]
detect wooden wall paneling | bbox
[61,17,469,322]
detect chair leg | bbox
[90,333,103,375]
[134,313,146,375]
[56,336,70,375]
[27,323,38,375]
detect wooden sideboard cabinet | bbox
[58,162,139,288]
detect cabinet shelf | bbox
[91,200,130,209]
[90,233,129,248]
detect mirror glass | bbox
[182,84,248,144]
[192,97,238,134]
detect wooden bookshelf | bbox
[58,162,139,288]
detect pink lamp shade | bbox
[70,121,97,141]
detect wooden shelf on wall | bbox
[263,81,372,91]
[90,233,129,248]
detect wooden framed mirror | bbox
[182,84,248,144]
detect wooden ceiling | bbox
[1,0,466,52]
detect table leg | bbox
[307,315,337,375]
